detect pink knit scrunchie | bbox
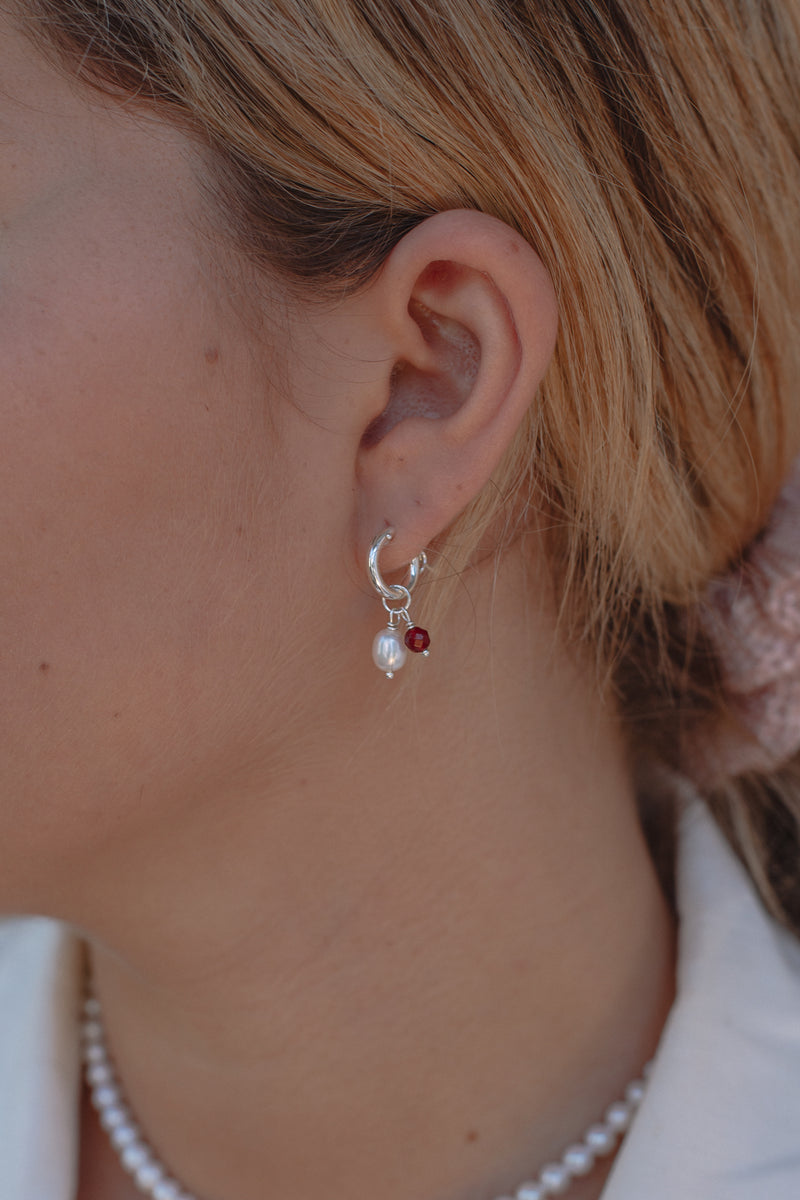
[695,458,800,780]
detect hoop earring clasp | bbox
[367,528,427,601]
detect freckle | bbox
[112,711,121,720]
[465,1130,479,1144]
[204,345,219,365]
[236,524,244,535]
[38,661,50,674]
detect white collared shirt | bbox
[1,802,799,1199]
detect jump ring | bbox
[382,593,411,617]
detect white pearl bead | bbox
[585,1123,617,1155]
[93,1084,120,1109]
[82,1019,104,1043]
[121,1142,150,1171]
[153,1183,181,1200]
[516,1184,544,1200]
[85,1043,106,1064]
[562,1143,595,1175]
[99,1103,127,1132]
[539,1162,571,1194]
[605,1100,632,1132]
[153,1183,182,1200]
[110,1123,139,1150]
[87,1062,113,1087]
[625,1080,645,1106]
[135,1160,164,1190]
[83,997,101,1018]
[372,629,406,674]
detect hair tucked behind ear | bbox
[21,0,800,930]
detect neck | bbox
[77,545,676,1200]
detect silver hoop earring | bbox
[367,528,431,678]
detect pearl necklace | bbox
[81,988,652,1200]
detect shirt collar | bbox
[605,797,800,1198]
[0,917,82,1200]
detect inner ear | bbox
[361,296,481,448]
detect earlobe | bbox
[355,210,558,571]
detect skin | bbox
[0,14,675,1200]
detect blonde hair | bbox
[22,0,800,927]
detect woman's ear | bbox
[353,210,558,571]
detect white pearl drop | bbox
[85,1043,106,1064]
[516,1184,545,1200]
[625,1080,645,1106]
[539,1162,571,1193]
[605,1100,632,1132]
[585,1123,617,1155]
[82,1019,103,1043]
[372,629,406,674]
[562,1143,595,1175]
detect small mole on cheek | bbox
[112,711,121,720]
[204,345,220,365]
[465,1130,479,1144]
[38,661,50,674]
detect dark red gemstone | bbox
[404,626,430,654]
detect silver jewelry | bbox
[368,527,431,677]
[81,984,652,1200]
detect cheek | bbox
[0,228,284,898]
[0,239,221,644]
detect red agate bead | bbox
[404,626,430,654]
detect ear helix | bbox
[367,529,431,679]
